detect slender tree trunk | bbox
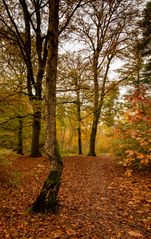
[88,54,112,156]
[31,0,63,213]
[29,67,45,158]
[88,112,99,156]
[17,78,24,155]
[31,109,41,157]
[88,51,99,156]
[75,77,82,154]
[21,0,47,158]
[78,126,82,154]
[77,101,82,154]
[61,126,66,149]
[17,117,23,155]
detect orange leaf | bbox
[128,230,143,237]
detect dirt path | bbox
[0,155,151,238]
[59,156,151,239]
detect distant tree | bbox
[0,42,30,154]
[57,53,91,154]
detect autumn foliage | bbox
[115,84,151,168]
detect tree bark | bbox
[78,126,82,154]
[88,53,112,156]
[75,77,83,154]
[88,112,99,157]
[31,0,63,213]
[88,49,99,156]
[17,117,23,155]
[77,95,82,155]
[31,145,63,213]
[31,110,41,157]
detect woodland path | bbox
[0,155,151,238]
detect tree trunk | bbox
[17,117,23,155]
[75,76,83,154]
[77,98,82,155]
[31,0,63,213]
[31,145,63,213]
[88,53,111,157]
[61,125,66,149]
[88,113,99,156]
[78,126,82,154]
[31,110,41,157]
[77,104,82,154]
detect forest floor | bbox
[0,154,151,239]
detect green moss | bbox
[45,170,60,186]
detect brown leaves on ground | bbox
[0,155,151,239]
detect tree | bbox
[117,1,151,168]
[0,41,31,153]
[0,0,48,157]
[0,0,89,157]
[31,0,62,212]
[31,0,85,213]
[111,28,151,167]
[72,0,143,156]
[57,53,91,154]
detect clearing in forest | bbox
[0,155,151,239]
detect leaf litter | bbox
[0,155,151,238]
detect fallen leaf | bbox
[128,230,143,237]
[66,229,76,235]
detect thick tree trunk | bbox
[17,117,23,155]
[31,0,62,213]
[31,145,63,213]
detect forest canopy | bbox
[0,0,150,161]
